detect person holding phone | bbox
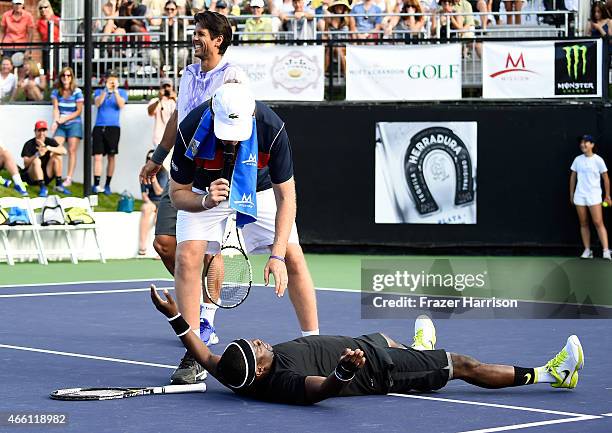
[147,78,177,151]
[92,69,128,195]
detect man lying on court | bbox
[151,287,584,404]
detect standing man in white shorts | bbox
[140,11,254,346]
[569,134,611,260]
[168,83,319,384]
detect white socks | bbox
[301,329,319,337]
[534,366,556,383]
[12,174,25,187]
[200,302,218,326]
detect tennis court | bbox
[1,259,610,433]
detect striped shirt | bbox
[51,88,84,126]
[176,58,246,124]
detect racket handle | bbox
[156,383,207,394]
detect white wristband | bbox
[201,194,210,210]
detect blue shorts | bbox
[54,122,83,139]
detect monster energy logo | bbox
[563,45,587,80]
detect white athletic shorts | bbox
[176,187,300,254]
[573,194,601,207]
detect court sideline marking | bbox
[0,344,176,369]
[389,394,603,433]
[0,278,174,289]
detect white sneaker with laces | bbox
[603,250,611,260]
[580,249,593,259]
[411,315,436,351]
[544,335,584,389]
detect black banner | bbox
[554,41,599,96]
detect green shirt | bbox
[454,0,475,27]
[243,17,274,41]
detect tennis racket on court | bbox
[50,383,206,401]
[203,142,253,309]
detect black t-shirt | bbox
[21,137,60,166]
[171,101,294,192]
[226,335,394,405]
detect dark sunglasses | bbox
[165,7,176,11]
[62,73,72,77]
[36,128,48,132]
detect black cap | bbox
[582,134,594,143]
[106,69,119,78]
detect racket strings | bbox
[206,250,251,308]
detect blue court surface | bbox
[0,280,611,433]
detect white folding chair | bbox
[0,197,48,265]
[60,196,106,263]
[29,196,79,264]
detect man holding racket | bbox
[151,286,585,404]
[168,82,319,384]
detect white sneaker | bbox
[580,249,593,259]
[93,185,104,194]
[411,314,436,350]
[62,177,72,187]
[545,335,584,389]
[603,250,611,260]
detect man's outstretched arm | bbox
[303,348,366,404]
[150,285,221,376]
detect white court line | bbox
[0,344,176,369]
[602,413,612,416]
[458,415,602,433]
[0,278,174,289]
[0,287,174,298]
[388,393,592,417]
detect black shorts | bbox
[93,126,120,155]
[355,333,451,394]
[20,158,53,186]
[491,0,501,13]
[154,182,177,236]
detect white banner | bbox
[375,122,477,224]
[346,45,462,101]
[483,40,602,99]
[224,45,325,101]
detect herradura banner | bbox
[224,46,325,101]
[482,40,602,99]
[346,45,462,101]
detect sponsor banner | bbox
[554,40,601,96]
[482,41,554,99]
[224,45,324,101]
[375,122,477,224]
[346,45,462,101]
[483,40,602,99]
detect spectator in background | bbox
[15,59,46,101]
[0,57,17,101]
[0,143,28,196]
[243,0,274,41]
[20,120,70,197]
[466,0,488,28]
[150,1,190,72]
[102,0,124,37]
[36,0,59,76]
[432,0,463,38]
[384,0,425,38]
[588,2,611,37]
[93,70,128,195]
[272,0,296,16]
[487,0,501,25]
[139,149,169,255]
[503,0,522,25]
[143,0,165,26]
[214,0,238,34]
[453,0,475,37]
[148,78,177,147]
[51,66,83,188]
[117,0,148,33]
[322,0,353,72]
[36,1,59,42]
[569,135,611,260]
[282,0,315,39]
[0,0,35,60]
[351,0,384,39]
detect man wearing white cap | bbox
[168,82,319,384]
[243,0,274,41]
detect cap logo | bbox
[228,113,239,119]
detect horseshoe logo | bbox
[404,127,475,215]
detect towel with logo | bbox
[185,107,258,227]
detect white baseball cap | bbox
[250,0,265,7]
[12,0,25,4]
[212,83,256,142]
